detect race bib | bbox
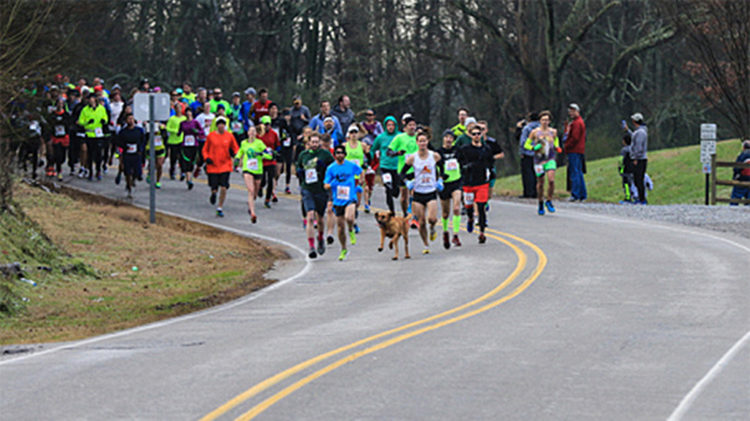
[127,144,138,153]
[419,175,434,186]
[154,136,163,147]
[336,185,350,200]
[183,135,196,147]
[54,125,65,137]
[283,138,291,147]
[94,127,104,137]
[465,192,475,205]
[382,173,392,184]
[231,121,243,132]
[534,164,544,174]
[365,167,376,175]
[245,158,259,172]
[305,169,318,184]
[445,158,459,172]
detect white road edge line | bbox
[0,196,312,367]
[666,330,750,421]
[495,199,750,420]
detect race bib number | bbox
[382,173,392,184]
[445,158,459,172]
[231,121,243,132]
[534,164,544,174]
[154,136,163,147]
[183,135,196,147]
[336,185,351,200]
[305,169,318,184]
[245,158,259,172]
[465,192,475,205]
[126,144,138,153]
[54,125,65,137]
[283,138,291,147]
[419,175,434,186]
[94,127,104,137]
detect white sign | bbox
[700,123,717,140]
[133,93,171,121]
[700,140,716,167]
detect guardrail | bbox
[709,154,750,205]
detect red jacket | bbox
[260,130,280,166]
[203,130,239,174]
[565,116,586,154]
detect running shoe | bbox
[57,173,63,181]
[538,202,545,215]
[349,230,357,245]
[422,248,430,255]
[317,238,325,255]
[326,235,334,245]
[485,203,491,213]
[272,193,278,203]
[216,208,224,217]
[566,196,578,202]
[87,173,93,181]
[429,226,437,242]
[308,247,317,259]
[410,218,420,230]
[194,168,201,178]
[443,232,450,249]
[354,224,360,234]
[364,204,371,213]
[285,186,291,194]
[467,217,474,233]
[452,235,462,247]
[545,200,556,213]
[180,173,185,181]
[155,182,161,189]
[169,172,175,180]
[478,233,486,244]
[102,164,108,174]
[96,173,102,181]
[338,249,348,261]
[210,192,217,205]
[264,201,271,209]
[114,173,121,185]
[187,181,194,190]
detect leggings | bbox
[465,201,487,231]
[261,165,276,201]
[86,138,103,174]
[168,144,181,175]
[53,143,68,173]
[280,147,294,186]
[382,168,400,214]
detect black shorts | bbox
[179,147,198,172]
[302,189,328,216]
[412,191,437,206]
[243,172,263,180]
[439,180,462,201]
[333,202,356,217]
[208,172,230,190]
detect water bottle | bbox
[20,278,37,287]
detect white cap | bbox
[464,117,477,126]
[347,124,359,133]
[569,103,580,111]
[630,112,644,123]
[401,113,412,121]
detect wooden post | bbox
[710,153,717,205]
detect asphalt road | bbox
[1,167,748,421]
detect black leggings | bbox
[280,147,294,186]
[465,201,487,231]
[382,169,400,214]
[86,138,103,174]
[168,144,181,175]
[261,165,276,201]
[53,143,68,173]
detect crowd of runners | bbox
[9,76,589,261]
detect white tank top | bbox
[412,151,437,194]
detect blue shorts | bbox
[301,189,328,216]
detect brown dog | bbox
[374,211,411,260]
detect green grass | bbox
[494,139,743,205]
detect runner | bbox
[194,103,215,177]
[320,134,337,245]
[166,103,186,180]
[477,120,504,213]
[268,103,294,194]
[387,115,418,216]
[258,115,280,207]
[437,129,463,249]
[77,92,109,181]
[296,133,334,258]
[177,108,203,190]
[115,113,146,198]
[324,145,362,261]
[344,124,367,232]
[202,117,239,217]
[360,109,383,213]
[144,122,167,188]
[49,98,71,181]
[235,126,272,223]
[370,116,400,214]
[457,125,494,243]
[401,130,442,254]
[524,110,560,215]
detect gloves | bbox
[533,143,542,151]
[205,158,214,165]
[556,147,562,153]
[436,178,444,192]
[405,179,415,191]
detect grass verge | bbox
[0,182,286,345]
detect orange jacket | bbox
[203,130,239,174]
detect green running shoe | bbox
[338,249,348,261]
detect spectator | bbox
[332,95,354,132]
[519,112,539,198]
[730,140,750,206]
[565,103,587,201]
[309,100,343,138]
[289,94,310,141]
[618,133,634,203]
[250,88,272,124]
[451,107,469,137]
[624,112,648,204]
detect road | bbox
[1,168,748,421]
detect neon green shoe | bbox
[349,230,357,245]
[338,249,348,261]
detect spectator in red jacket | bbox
[565,103,587,201]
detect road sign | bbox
[133,93,170,121]
[700,123,717,140]
[702,162,711,174]
[700,140,716,164]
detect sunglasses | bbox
[365,113,374,116]
[471,132,481,136]
[335,151,346,155]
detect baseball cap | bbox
[260,115,272,124]
[176,88,184,94]
[215,117,227,126]
[569,103,580,111]
[401,113,412,121]
[464,117,477,126]
[323,116,334,123]
[232,91,240,97]
[111,83,121,91]
[244,87,256,96]
[49,85,59,91]
[630,112,644,123]
[442,129,456,138]
[293,95,302,102]
[347,124,359,133]
[742,139,750,149]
